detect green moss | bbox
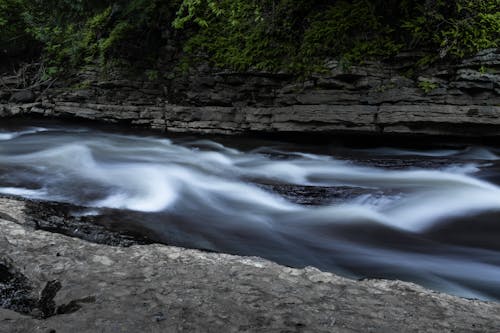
[70,79,92,90]
[145,70,159,81]
[418,80,439,94]
[375,83,397,93]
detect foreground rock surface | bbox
[1,198,500,332]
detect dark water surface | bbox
[1,120,500,301]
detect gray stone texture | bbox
[1,49,499,137]
[1,197,500,332]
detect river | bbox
[1,120,500,301]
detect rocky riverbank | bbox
[1,197,500,332]
[1,49,499,137]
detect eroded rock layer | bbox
[1,49,499,137]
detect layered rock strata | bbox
[1,49,499,137]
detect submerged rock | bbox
[0,197,499,332]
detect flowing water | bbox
[1,120,500,301]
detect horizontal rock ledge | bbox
[1,49,499,138]
[0,197,499,332]
[3,102,500,137]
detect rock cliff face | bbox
[1,197,500,332]
[1,49,499,137]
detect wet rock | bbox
[19,197,151,247]
[257,184,382,206]
[0,260,36,316]
[0,197,500,332]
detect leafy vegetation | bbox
[0,0,498,75]
[1,0,181,74]
[0,0,35,61]
[418,80,439,94]
[300,1,403,66]
[401,0,500,63]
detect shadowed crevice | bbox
[0,261,94,319]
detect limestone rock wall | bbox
[1,49,499,136]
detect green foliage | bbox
[176,0,499,72]
[178,0,308,71]
[478,65,495,74]
[301,1,403,64]
[71,79,92,90]
[16,0,114,73]
[418,80,439,94]
[173,0,225,29]
[0,0,498,75]
[401,0,499,59]
[145,70,159,81]
[1,0,182,75]
[0,0,35,59]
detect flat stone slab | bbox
[1,197,499,332]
